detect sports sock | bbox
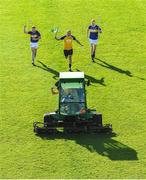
[34,52,37,58]
[69,64,72,71]
[32,53,35,64]
[93,51,95,58]
[91,53,94,60]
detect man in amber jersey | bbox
[55,30,83,71]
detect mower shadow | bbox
[94,58,145,80]
[35,61,59,79]
[37,133,138,161]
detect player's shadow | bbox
[95,58,133,77]
[35,61,59,79]
[37,133,138,161]
[76,69,106,86]
[95,58,145,80]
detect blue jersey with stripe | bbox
[28,31,41,43]
[88,25,101,40]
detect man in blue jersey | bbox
[24,25,41,65]
[87,19,102,62]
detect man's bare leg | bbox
[93,44,97,59]
[91,44,97,62]
[31,48,35,65]
[34,48,37,58]
[91,44,94,61]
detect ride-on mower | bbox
[33,72,112,134]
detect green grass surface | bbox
[0,0,146,178]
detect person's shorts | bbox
[64,49,73,58]
[89,39,98,45]
[30,42,38,48]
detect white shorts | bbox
[30,42,38,48]
[89,39,98,45]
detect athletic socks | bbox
[91,51,95,62]
[93,51,95,58]
[91,54,94,62]
[32,52,35,65]
[91,54,94,60]
[69,64,72,71]
[32,59,34,65]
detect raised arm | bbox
[55,32,61,40]
[23,25,28,34]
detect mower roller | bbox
[33,72,112,134]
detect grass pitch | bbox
[0,0,146,178]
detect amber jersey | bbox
[60,35,76,50]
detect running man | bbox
[55,30,83,71]
[23,25,41,65]
[87,19,102,62]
